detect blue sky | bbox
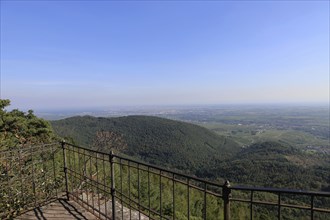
[1,1,329,110]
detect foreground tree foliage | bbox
[0,99,61,219]
[0,99,55,150]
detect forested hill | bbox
[51,115,330,191]
[51,115,241,171]
[199,141,330,191]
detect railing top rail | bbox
[231,185,330,197]
[63,141,110,155]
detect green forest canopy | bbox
[0,99,54,150]
[52,115,330,191]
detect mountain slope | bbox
[199,141,330,191]
[51,116,330,191]
[51,115,241,171]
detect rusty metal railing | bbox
[62,142,330,220]
[0,143,64,219]
[1,142,330,219]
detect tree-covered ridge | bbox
[51,115,241,172]
[0,99,55,150]
[51,116,330,192]
[202,141,330,191]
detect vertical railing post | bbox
[30,146,37,206]
[109,151,116,220]
[311,195,314,220]
[223,180,231,220]
[61,140,69,200]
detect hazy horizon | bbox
[1,1,329,110]
[3,102,329,113]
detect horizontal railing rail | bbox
[231,185,330,197]
[230,186,330,220]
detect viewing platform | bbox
[15,199,96,220]
[1,142,329,220]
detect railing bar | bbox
[83,148,89,210]
[73,145,77,199]
[76,147,83,208]
[231,186,330,197]
[187,178,190,220]
[203,182,207,220]
[148,166,151,219]
[41,144,47,202]
[102,154,108,220]
[230,197,317,210]
[311,195,314,220]
[312,207,330,213]
[231,196,330,212]
[250,190,253,220]
[186,183,214,195]
[255,201,303,207]
[160,170,162,220]
[173,173,175,220]
[41,147,52,200]
[128,160,132,220]
[138,163,141,220]
[115,162,165,176]
[89,154,95,215]
[278,192,281,220]
[51,144,58,198]
[230,198,251,202]
[69,145,74,200]
[120,158,124,220]
[64,142,110,155]
[95,153,101,219]
[18,149,24,206]
[68,148,109,162]
[109,151,116,220]
[30,145,37,207]
[5,149,10,212]
[43,144,51,200]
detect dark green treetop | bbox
[0,99,55,150]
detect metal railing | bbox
[62,142,330,220]
[230,186,330,220]
[0,143,64,219]
[1,142,329,219]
